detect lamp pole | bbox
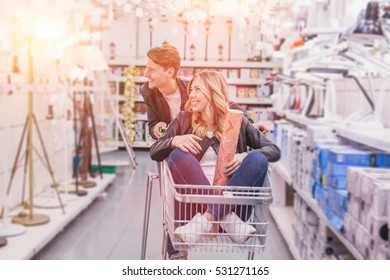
[0,45,26,237]
[183,20,188,61]
[9,35,65,225]
[204,19,211,61]
[227,18,233,61]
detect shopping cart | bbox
[159,160,273,260]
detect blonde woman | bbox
[150,70,280,244]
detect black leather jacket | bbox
[141,78,253,140]
[150,111,281,163]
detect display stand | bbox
[6,38,65,226]
[69,81,88,197]
[0,51,26,238]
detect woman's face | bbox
[189,79,209,116]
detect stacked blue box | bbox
[310,145,345,198]
[327,188,348,230]
[326,147,372,191]
[328,147,374,166]
[375,152,390,167]
[326,175,347,189]
[315,185,331,219]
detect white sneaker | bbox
[220,212,256,243]
[174,213,212,243]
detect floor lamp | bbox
[7,37,65,226]
[0,49,26,238]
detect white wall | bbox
[102,14,263,62]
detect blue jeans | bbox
[167,148,268,221]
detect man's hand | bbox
[153,122,167,139]
[224,152,248,177]
[254,122,269,134]
[171,134,202,154]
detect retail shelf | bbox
[333,124,390,153]
[271,162,292,185]
[283,111,390,152]
[118,95,144,102]
[131,58,283,69]
[93,159,129,166]
[227,78,265,85]
[119,141,153,148]
[97,145,118,154]
[135,113,148,121]
[230,97,273,105]
[131,141,154,148]
[284,111,326,127]
[293,187,364,260]
[108,75,146,83]
[136,96,144,102]
[0,174,116,260]
[269,206,301,260]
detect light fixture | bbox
[109,41,116,60]
[227,18,233,61]
[218,43,224,61]
[182,20,189,60]
[344,1,386,46]
[189,43,196,61]
[11,55,20,73]
[354,2,383,34]
[204,19,212,61]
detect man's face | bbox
[144,58,172,90]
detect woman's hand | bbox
[224,152,248,177]
[171,134,202,154]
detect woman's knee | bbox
[168,148,197,169]
[244,151,268,172]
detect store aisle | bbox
[33,150,292,260]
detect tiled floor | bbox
[33,150,293,260]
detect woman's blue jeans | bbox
[167,148,268,221]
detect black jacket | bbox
[141,78,253,140]
[150,111,281,163]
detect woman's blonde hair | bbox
[185,70,229,140]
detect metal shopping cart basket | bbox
[160,160,273,260]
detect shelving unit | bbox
[282,111,390,153]
[271,109,388,260]
[107,57,283,149]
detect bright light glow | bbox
[80,31,91,42]
[131,0,141,5]
[191,27,198,37]
[33,17,67,41]
[91,31,102,42]
[0,27,6,38]
[135,7,143,17]
[2,39,11,52]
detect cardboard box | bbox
[328,147,373,166]
[347,195,362,222]
[343,212,357,243]
[367,212,388,245]
[354,223,371,257]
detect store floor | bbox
[33,150,293,260]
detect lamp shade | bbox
[343,1,386,46]
[353,1,384,37]
[73,45,108,71]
